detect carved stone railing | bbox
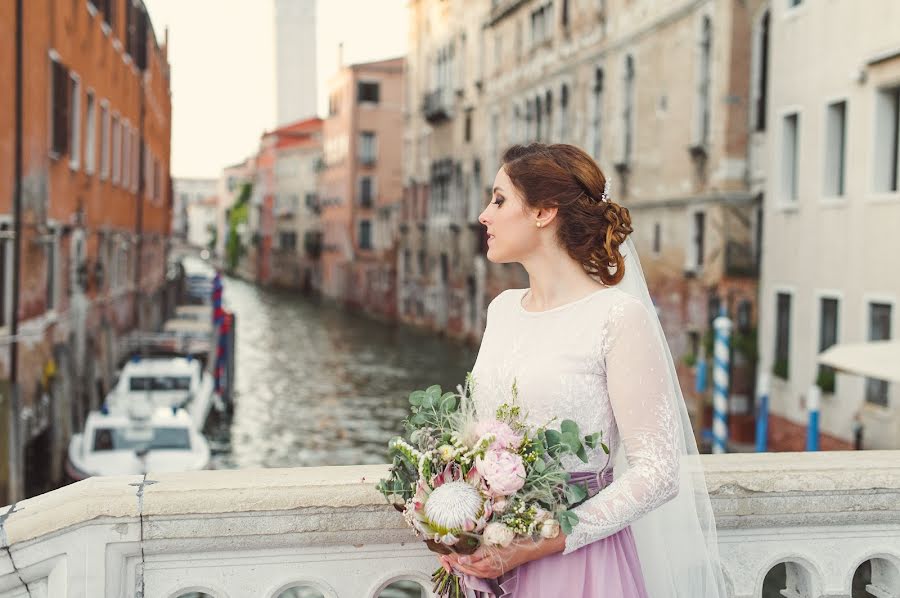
[0,451,898,598]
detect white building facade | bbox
[173,178,217,243]
[758,0,900,450]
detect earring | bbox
[536,221,542,228]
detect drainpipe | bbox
[9,0,25,501]
[133,68,145,328]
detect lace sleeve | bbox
[563,298,680,555]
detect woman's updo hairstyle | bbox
[500,143,633,286]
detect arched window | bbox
[696,17,712,146]
[622,55,635,164]
[560,83,570,141]
[592,68,604,159]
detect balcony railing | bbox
[724,240,759,278]
[423,89,452,124]
[0,451,898,597]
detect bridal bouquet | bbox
[376,374,609,597]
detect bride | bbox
[439,143,728,597]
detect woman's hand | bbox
[440,534,567,579]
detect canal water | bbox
[205,276,479,471]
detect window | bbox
[535,96,543,141]
[45,231,58,312]
[431,159,452,215]
[359,220,372,250]
[874,86,900,193]
[560,84,569,141]
[781,113,800,200]
[464,111,472,143]
[100,101,110,179]
[417,250,426,275]
[69,74,81,169]
[357,81,380,104]
[865,302,892,406]
[131,132,140,192]
[561,0,569,28]
[359,176,374,208]
[50,55,69,157]
[695,17,712,147]
[111,114,121,185]
[817,297,839,392]
[824,101,847,196]
[690,212,705,269]
[278,231,297,250]
[359,131,376,164]
[774,292,792,379]
[85,92,96,174]
[621,55,635,165]
[99,0,115,30]
[122,123,131,189]
[530,4,552,46]
[754,11,770,131]
[653,222,661,254]
[591,68,604,159]
[0,227,9,328]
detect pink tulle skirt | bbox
[493,526,649,598]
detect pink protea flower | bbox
[475,449,526,496]
[474,419,524,452]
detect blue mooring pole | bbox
[712,308,733,454]
[806,384,821,452]
[755,371,770,452]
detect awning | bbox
[817,340,900,384]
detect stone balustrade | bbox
[0,451,898,598]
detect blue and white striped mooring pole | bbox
[755,372,771,452]
[712,308,733,454]
[806,384,821,452]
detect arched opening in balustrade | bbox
[761,560,815,598]
[375,579,426,597]
[275,586,327,598]
[851,557,900,597]
[174,592,215,598]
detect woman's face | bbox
[478,167,540,264]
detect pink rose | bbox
[475,419,524,452]
[475,450,526,496]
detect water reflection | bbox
[206,277,478,470]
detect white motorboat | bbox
[107,354,217,430]
[65,403,211,480]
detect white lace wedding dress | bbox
[470,286,680,562]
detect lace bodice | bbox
[470,287,679,555]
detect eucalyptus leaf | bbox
[560,419,580,437]
[409,390,426,406]
[565,483,588,505]
[601,442,610,454]
[533,458,546,473]
[545,429,562,449]
[584,432,601,449]
[575,444,589,463]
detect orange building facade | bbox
[320,57,404,317]
[0,0,172,501]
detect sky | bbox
[142,0,408,179]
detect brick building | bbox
[0,0,172,501]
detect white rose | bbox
[492,498,508,514]
[540,519,560,539]
[483,522,516,547]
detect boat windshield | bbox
[92,427,192,451]
[129,376,192,391]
